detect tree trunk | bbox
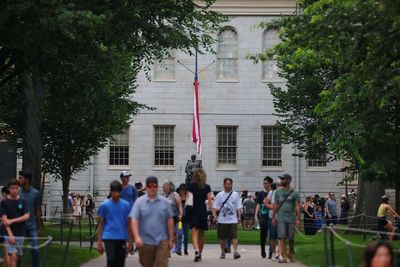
[62,172,72,213]
[20,70,45,190]
[350,178,385,228]
[395,184,400,214]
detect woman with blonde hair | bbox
[73,193,83,222]
[188,169,213,262]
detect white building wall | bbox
[47,12,345,211]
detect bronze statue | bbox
[185,154,202,184]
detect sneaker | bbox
[278,255,287,263]
[261,251,266,258]
[184,250,189,256]
[194,251,201,262]
[272,253,276,261]
[233,252,241,259]
[289,255,296,263]
[220,253,226,259]
[176,251,182,256]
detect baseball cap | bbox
[18,170,33,181]
[279,174,292,180]
[146,176,158,186]
[120,171,132,178]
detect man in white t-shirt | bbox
[212,178,242,260]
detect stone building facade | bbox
[45,0,346,212]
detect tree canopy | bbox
[0,0,225,202]
[255,0,400,186]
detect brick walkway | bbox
[82,244,306,267]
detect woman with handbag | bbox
[187,169,213,262]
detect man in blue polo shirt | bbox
[19,170,42,267]
[130,176,174,267]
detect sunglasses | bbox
[147,183,158,189]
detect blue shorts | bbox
[268,218,278,240]
[4,236,24,255]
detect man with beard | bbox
[272,174,301,263]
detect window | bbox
[217,28,238,80]
[262,30,280,80]
[308,155,328,168]
[262,127,282,167]
[109,130,129,166]
[154,126,175,166]
[154,51,175,80]
[217,126,237,166]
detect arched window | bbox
[154,50,175,81]
[217,27,238,80]
[262,30,280,80]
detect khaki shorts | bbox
[217,223,238,240]
[277,220,295,240]
[138,240,169,267]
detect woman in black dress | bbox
[188,169,213,262]
[303,196,316,235]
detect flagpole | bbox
[194,51,201,159]
[195,51,198,78]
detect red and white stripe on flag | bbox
[192,74,201,156]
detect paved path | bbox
[82,244,306,267]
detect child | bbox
[315,205,323,232]
[0,179,30,267]
[97,180,132,267]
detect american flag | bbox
[192,69,201,156]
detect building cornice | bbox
[201,0,297,16]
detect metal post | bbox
[61,220,74,267]
[79,216,82,248]
[89,214,92,240]
[40,237,50,267]
[60,212,63,245]
[346,244,354,267]
[330,227,335,266]
[89,221,99,252]
[52,206,58,222]
[363,215,367,241]
[323,225,329,267]
[43,204,47,222]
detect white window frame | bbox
[153,125,175,168]
[262,126,282,168]
[216,126,238,169]
[108,129,130,168]
[307,154,329,171]
[217,27,239,82]
[261,29,284,83]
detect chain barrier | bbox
[0,236,53,250]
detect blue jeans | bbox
[26,228,39,267]
[175,222,189,252]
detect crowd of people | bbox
[238,188,353,235]
[1,167,396,267]
[94,168,251,267]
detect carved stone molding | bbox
[199,0,297,15]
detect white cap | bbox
[120,171,132,178]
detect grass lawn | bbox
[0,242,99,267]
[43,222,400,267]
